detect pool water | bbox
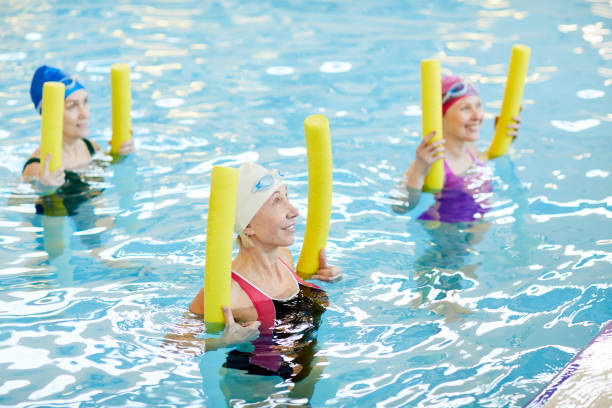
[1,0,611,406]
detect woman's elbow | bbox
[189,288,204,315]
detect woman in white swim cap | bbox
[189,162,341,380]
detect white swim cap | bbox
[234,162,283,235]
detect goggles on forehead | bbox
[251,171,282,193]
[442,81,476,105]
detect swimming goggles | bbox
[442,81,474,105]
[251,172,282,193]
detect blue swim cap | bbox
[30,65,85,114]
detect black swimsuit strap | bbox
[22,157,41,173]
[82,138,96,156]
[22,138,95,174]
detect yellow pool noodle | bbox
[487,44,531,159]
[204,166,239,330]
[420,59,444,193]
[110,63,132,154]
[297,115,333,279]
[40,82,65,174]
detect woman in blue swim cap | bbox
[22,65,135,186]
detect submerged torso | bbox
[23,138,103,216]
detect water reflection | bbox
[411,220,484,321]
[1,0,610,405]
[165,309,327,407]
[398,156,535,322]
[207,354,326,407]
[5,155,139,286]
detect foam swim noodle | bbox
[487,44,530,159]
[297,115,333,279]
[110,63,132,154]
[204,166,239,331]
[420,59,444,193]
[40,82,65,174]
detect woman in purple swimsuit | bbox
[185,162,342,382]
[394,75,521,223]
[393,75,522,321]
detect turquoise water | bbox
[1,0,611,406]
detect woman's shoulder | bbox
[22,148,42,176]
[27,147,42,161]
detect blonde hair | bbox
[237,232,254,249]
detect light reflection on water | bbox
[1,0,611,407]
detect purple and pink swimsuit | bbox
[419,150,493,223]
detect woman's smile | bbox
[281,223,296,232]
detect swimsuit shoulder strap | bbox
[443,157,454,177]
[443,149,482,181]
[231,271,275,334]
[83,138,96,156]
[466,148,485,164]
[23,157,41,173]
[24,138,94,174]
[230,271,282,372]
[277,257,322,290]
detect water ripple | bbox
[1,0,611,407]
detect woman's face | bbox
[443,95,484,143]
[248,184,299,249]
[63,89,90,141]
